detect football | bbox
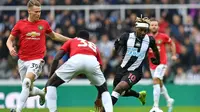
[149,108,163,112]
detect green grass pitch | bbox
[1,106,200,112]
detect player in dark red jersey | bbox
[148,19,177,112]
[6,0,70,112]
[45,30,113,112]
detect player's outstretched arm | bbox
[47,31,71,43]
[49,50,65,78]
[6,34,17,57]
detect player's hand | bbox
[9,47,17,57]
[151,58,160,65]
[171,55,177,61]
[94,98,103,112]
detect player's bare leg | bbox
[112,81,130,105]
[115,73,146,105]
[45,73,64,112]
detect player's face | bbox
[136,27,148,37]
[150,21,159,34]
[28,6,41,21]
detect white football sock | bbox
[101,91,113,112]
[161,85,171,101]
[46,86,57,112]
[17,78,31,112]
[153,84,161,107]
[30,86,45,97]
[111,91,120,98]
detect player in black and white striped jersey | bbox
[95,17,161,112]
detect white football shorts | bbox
[18,59,45,81]
[55,54,106,86]
[150,64,167,80]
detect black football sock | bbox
[111,95,118,105]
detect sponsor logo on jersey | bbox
[127,47,145,59]
[26,31,41,40]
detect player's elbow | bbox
[50,35,57,41]
[6,38,12,48]
[48,32,57,41]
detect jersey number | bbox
[77,38,97,53]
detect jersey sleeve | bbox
[164,34,172,44]
[149,36,160,61]
[11,21,20,37]
[60,39,72,53]
[114,33,129,53]
[149,36,156,48]
[96,48,103,66]
[45,21,53,34]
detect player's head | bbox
[77,30,90,40]
[135,17,150,38]
[150,19,159,34]
[27,0,41,22]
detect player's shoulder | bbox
[148,35,156,44]
[158,33,169,38]
[39,19,48,22]
[67,37,76,43]
[15,19,28,24]
[72,37,79,41]
[37,19,49,24]
[122,32,130,36]
[119,32,129,41]
[119,32,129,38]
[148,34,154,40]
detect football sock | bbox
[121,89,139,98]
[101,91,113,112]
[153,84,161,107]
[111,96,118,105]
[161,85,171,101]
[111,91,120,105]
[29,86,45,97]
[46,86,57,112]
[17,78,31,112]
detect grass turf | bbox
[1,106,200,112]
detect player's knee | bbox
[114,81,130,94]
[22,78,31,89]
[153,78,161,85]
[46,73,63,88]
[46,79,52,87]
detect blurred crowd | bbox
[0,0,200,83]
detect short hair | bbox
[135,17,151,25]
[27,0,41,8]
[77,30,89,40]
[150,18,158,23]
